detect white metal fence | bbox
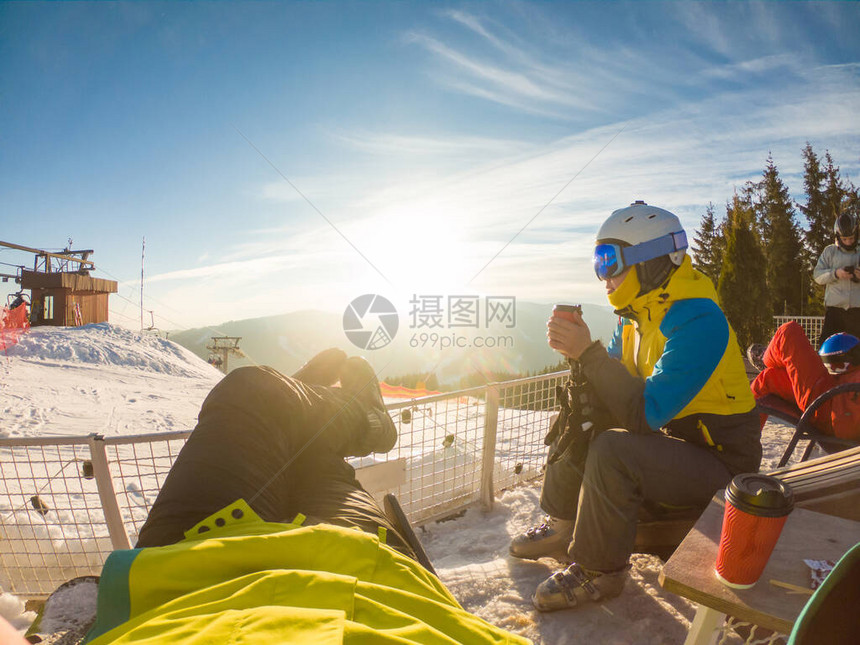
[773,315,825,349]
[0,370,568,598]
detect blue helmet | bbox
[819,333,860,374]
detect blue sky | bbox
[1,1,859,331]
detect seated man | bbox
[749,322,860,440]
[83,350,530,644]
[510,201,761,612]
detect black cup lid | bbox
[725,473,794,518]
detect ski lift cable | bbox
[467,121,628,286]
[233,125,393,287]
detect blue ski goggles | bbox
[593,230,687,280]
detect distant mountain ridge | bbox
[169,302,618,385]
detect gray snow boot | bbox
[746,343,767,372]
[509,516,574,561]
[532,562,628,612]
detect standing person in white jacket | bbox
[813,212,860,346]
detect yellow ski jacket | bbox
[581,256,761,474]
[84,500,531,644]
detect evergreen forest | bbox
[691,144,859,347]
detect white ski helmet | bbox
[593,201,688,291]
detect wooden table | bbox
[659,493,860,644]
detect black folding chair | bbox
[756,382,860,467]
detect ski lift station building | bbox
[21,270,118,326]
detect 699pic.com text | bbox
[409,332,514,350]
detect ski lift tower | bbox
[206,336,243,374]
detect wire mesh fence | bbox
[0,371,567,598]
[495,373,565,491]
[104,432,192,544]
[0,437,114,597]
[382,387,488,522]
[773,315,824,349]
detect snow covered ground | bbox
[0,324,799,643]
[0,324,221,440]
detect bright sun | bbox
[356,206,473,294]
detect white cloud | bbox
[673,2,736,58]
[328,63,857,296]
[702,53,799,80]
[127,256,296,286]
[406,32,597,113]
[135,5,860,327]
[333,130,531,158]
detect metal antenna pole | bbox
[140,237,145,332]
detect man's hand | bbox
[836,267,856,280]
[547,311,592,360]
[292,348,348,385]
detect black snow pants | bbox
[135,365,416,559]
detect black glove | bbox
[339,356,385,411]
[340,356,396,455]
[292,348,348,386]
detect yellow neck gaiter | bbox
[607,268,641,311]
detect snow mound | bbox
[5,323,219,379]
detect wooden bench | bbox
[634,445,860,557]
[768,445,860,521]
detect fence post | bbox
[88,434,131,551]
[480,383,500,511]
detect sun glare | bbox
[356,206,473,294]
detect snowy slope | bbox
[1,324,222,439]
[0,324,798,643]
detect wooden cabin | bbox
[21,270,118,327]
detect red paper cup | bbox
[714,474,794,588]
[553,304,581,322]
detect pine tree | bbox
[798,143,830,261]
[718,194,772,348]
[755,154,807,315]
[798,144,829,314]
[691,203,724,285]
[846,183,860,221]
[823,151,847,226]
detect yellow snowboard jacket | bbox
[84,500,530,644]
[580,256,761,474]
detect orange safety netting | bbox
[1,303,30,352]
[379,382,441,399]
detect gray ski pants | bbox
[540,428,732,572]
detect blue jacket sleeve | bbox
[606,317,624,360]
[644,299,728,428]
[578,299,728,433]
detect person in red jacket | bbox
[750,322,860,440]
